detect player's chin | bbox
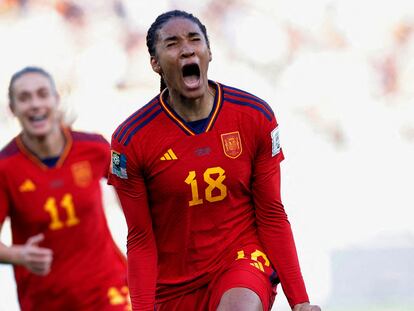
[182,88,205,100]
[181,80,208,98]
[25,126,53,138]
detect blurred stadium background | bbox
[1,0,414,310]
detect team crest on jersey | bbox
[221,131,242,159]
[271,126,281,157]
[71,161,92,187]
[111,150,128,179]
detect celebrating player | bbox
[108,10,321,311]
[0,66,130,311]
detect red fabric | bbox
[0,129,128,311]
[152,243,277,311]
[109,81,309,310]
[251,118,309,308]
[208,243,278,311]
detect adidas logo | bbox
[160,149,178,161]
[19,179,36,192]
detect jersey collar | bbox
[16,126,73,170]
[159,80,223,136]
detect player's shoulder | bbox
[111,94,162,147]
[0,138,20,176]
[70,129,108,145]
[0,138,19,161]
[68,128,110,158]
[219,82,275,122]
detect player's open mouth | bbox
[182,63,200,88]
[29,115,47,122]
[28,114,48,127]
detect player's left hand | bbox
[292,302,321,311]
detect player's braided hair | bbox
[8,66,57,105]
[146,10,210,92]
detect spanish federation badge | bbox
[221,131,242,159]
[71,161,92,187]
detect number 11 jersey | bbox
[0,128,129,311]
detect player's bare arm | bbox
[0,233,53,276]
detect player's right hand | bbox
[293,303,322,311]
[18,233,53,276]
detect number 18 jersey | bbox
[109,81,308,309]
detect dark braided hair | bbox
[9,66,57,105]
[146,10,210,92]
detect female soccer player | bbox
[0,67,130,311]
[108,10,321,311]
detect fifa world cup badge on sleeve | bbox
[271,126,281,157]
[111,150,128,179]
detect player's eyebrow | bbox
[17,90,30,98]
[188,32,201,37]
[163,35,177,42]
[163,31,201,42]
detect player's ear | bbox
[151,56,162,74]
[208,49,212,62]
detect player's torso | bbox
[4,143,104,244]
[0,133,125,297]
[135,100,261,279]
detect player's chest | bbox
[7,158,99,228]
[143,126,256,197]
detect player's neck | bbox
[21,125,66,159]
[168,86,216,122]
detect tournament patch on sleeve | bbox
[110,150,128,179]
[271,126,281,157]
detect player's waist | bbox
[155,231,259,302]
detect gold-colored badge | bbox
[221,131,242,159]
[71,161,92,188]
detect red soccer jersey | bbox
[108,81,309,310]
[0,128,129,311]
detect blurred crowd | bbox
[1,0,414,310]
[1,0,413,144]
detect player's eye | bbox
[38,90,50,98]
[17,93,30,102]
[164,38,178,47]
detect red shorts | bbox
[102,284,131,311]
[20,283,131,311]
[156,243,279,311]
